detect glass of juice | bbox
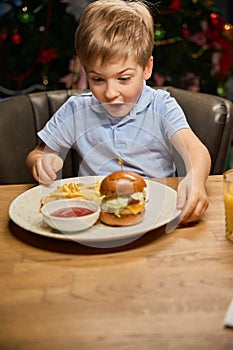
[224,169,233,241]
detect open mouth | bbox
[107,103,124,109]
[104,103,133,117]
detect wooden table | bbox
[1,176,233,350]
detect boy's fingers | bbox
[52,156,63,172]
[176,187,187,210]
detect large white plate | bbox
[9,176,180,246]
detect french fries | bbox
[40,182,103,209]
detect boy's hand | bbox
[32,153,63,185]
[176,173,209,223]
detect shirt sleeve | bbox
[38,96,77,153]
[155,90,190,140]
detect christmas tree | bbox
[0,0,232,98]
[151,0,233,96]
[0,0,79,97]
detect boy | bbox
[26,0,211,223]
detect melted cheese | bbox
[127,202,145,214]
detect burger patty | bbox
[101,192,146,217]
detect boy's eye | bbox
[90,77,104,82]
[119,76,131,81]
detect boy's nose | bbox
[104,82,119,100]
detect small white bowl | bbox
[41,199,100,233]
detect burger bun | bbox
[100,210,145,227]
[100,170,146,197]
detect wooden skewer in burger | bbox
[99,159,147,226]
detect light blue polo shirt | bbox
[38,84,190,178]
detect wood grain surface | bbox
[1,176,233,350]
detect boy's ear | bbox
[144,56,153,80]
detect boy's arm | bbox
[171,128,211,223]
[26,142,63,185]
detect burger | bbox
[100,170,147,226]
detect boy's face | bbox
[86,56,153,117]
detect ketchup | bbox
[51,207,94,218]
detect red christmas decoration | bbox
[169,0,181,12]
[38,48,57,64]
[161,0,181,15]
[182,24,190,38]
[11,32,22,45]
[209,12,223,29]
[0,33,8,44]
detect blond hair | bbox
[75,0,154,69]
